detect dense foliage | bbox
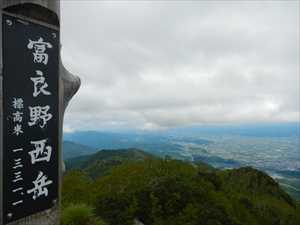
[61,204,107,225]
[62,150,300,225]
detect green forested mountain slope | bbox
[65,148,156,178]
[63,149,300,225]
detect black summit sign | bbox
[2,13,59,224]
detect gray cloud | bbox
[60,0,300,131]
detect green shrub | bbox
[62,204,107,225]
[62,171,94,207]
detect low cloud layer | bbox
[61,1,299,131]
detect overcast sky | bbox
[60,0,299,132]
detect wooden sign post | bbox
[0,1,80,224]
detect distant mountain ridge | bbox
[63,141,97,160]
[167,122,300,137]
[63,131,211,159]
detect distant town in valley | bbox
[63,122,300,201]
